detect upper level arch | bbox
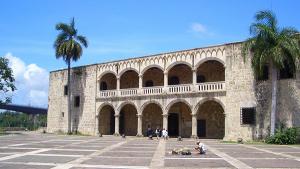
[118,67,139,77]
[165,61,193,73]
[141,64,164,75]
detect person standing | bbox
[155,127,160,140]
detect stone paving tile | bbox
[284,152,300,157]
[240,159,300,168]
[165,159,234,168]
[226,151,283,158]
[0,163,53,169]
[38,150,94,155]
[4,155,77,163]
[102,151,154,157]
[0,148,38,153]
[0,155,11,158]
[260,147,300,152]
[82,156,151,166]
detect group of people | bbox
[146,127,169,140]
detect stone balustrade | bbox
[98,81,226,98]
[142,86,163,95]
[167,84,192,94]
[196,81,225,92]
[120,88,138,96]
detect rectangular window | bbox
[240,107,256,125]
[61,112,64,117]
[64,85,68,96]
[74,96,80,107]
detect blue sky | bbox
[0,0,299,107]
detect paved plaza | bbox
[0,133,300,169]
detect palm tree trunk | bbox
[270,64,278,136]
[67,59,72,134]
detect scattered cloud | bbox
[191,23,207,33]
[190,22,215,37]
[4,53,49,107]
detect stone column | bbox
[114,114,120,136]
[191,114,197,138]
[163,114,168,130]
[139,75,143,88]
[137,114,143,137]
[139,75,143,95]
[192,68,197,91]
[164,72,168,93]
[116,76,120,96]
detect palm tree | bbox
[242,10,300,136]
[54,18,88,134]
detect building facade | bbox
[47,42,300,141]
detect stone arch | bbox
[141,102,163,136]
[166,99,192,114]
[141,100,164,114]
[194,97,225,114]
[117,101,138,114]
[195,57,225,69]
[196,59,225,83]
[195,99,225,139]
[167,62,193,85]
[98,72,117,90]
[98,70,117,80]
[118,67,139,77]
[142,65,164,87]
[98,104,115,135]
[167,99,192,137]
[166,61,193,72]
[141,64,164,75]
[119,103,138,136]
[97,102,116,116]
[119,68,139,89]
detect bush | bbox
[266,127,299,144]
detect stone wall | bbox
[47,41,300,141]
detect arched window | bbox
[100,82,108,90]
[145,80,154,87]
[168,76,179,85]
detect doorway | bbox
[197,119,206,137]
[168,113,179,136]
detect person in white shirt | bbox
[195,140,206,154]
[161,128,167,140]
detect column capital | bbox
[162,113,168,117]
[114,114,120,117]
[137,114,142,118]
[191,113,197,117]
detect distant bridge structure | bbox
[0,104,47,115]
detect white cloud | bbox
[190,22,214,37]
[191,23,207,33]
[4,53,49,107]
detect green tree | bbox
[54,18,88,133]
[242,10,300,136]
[0,57,16,104]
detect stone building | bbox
[47,41,300,141]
